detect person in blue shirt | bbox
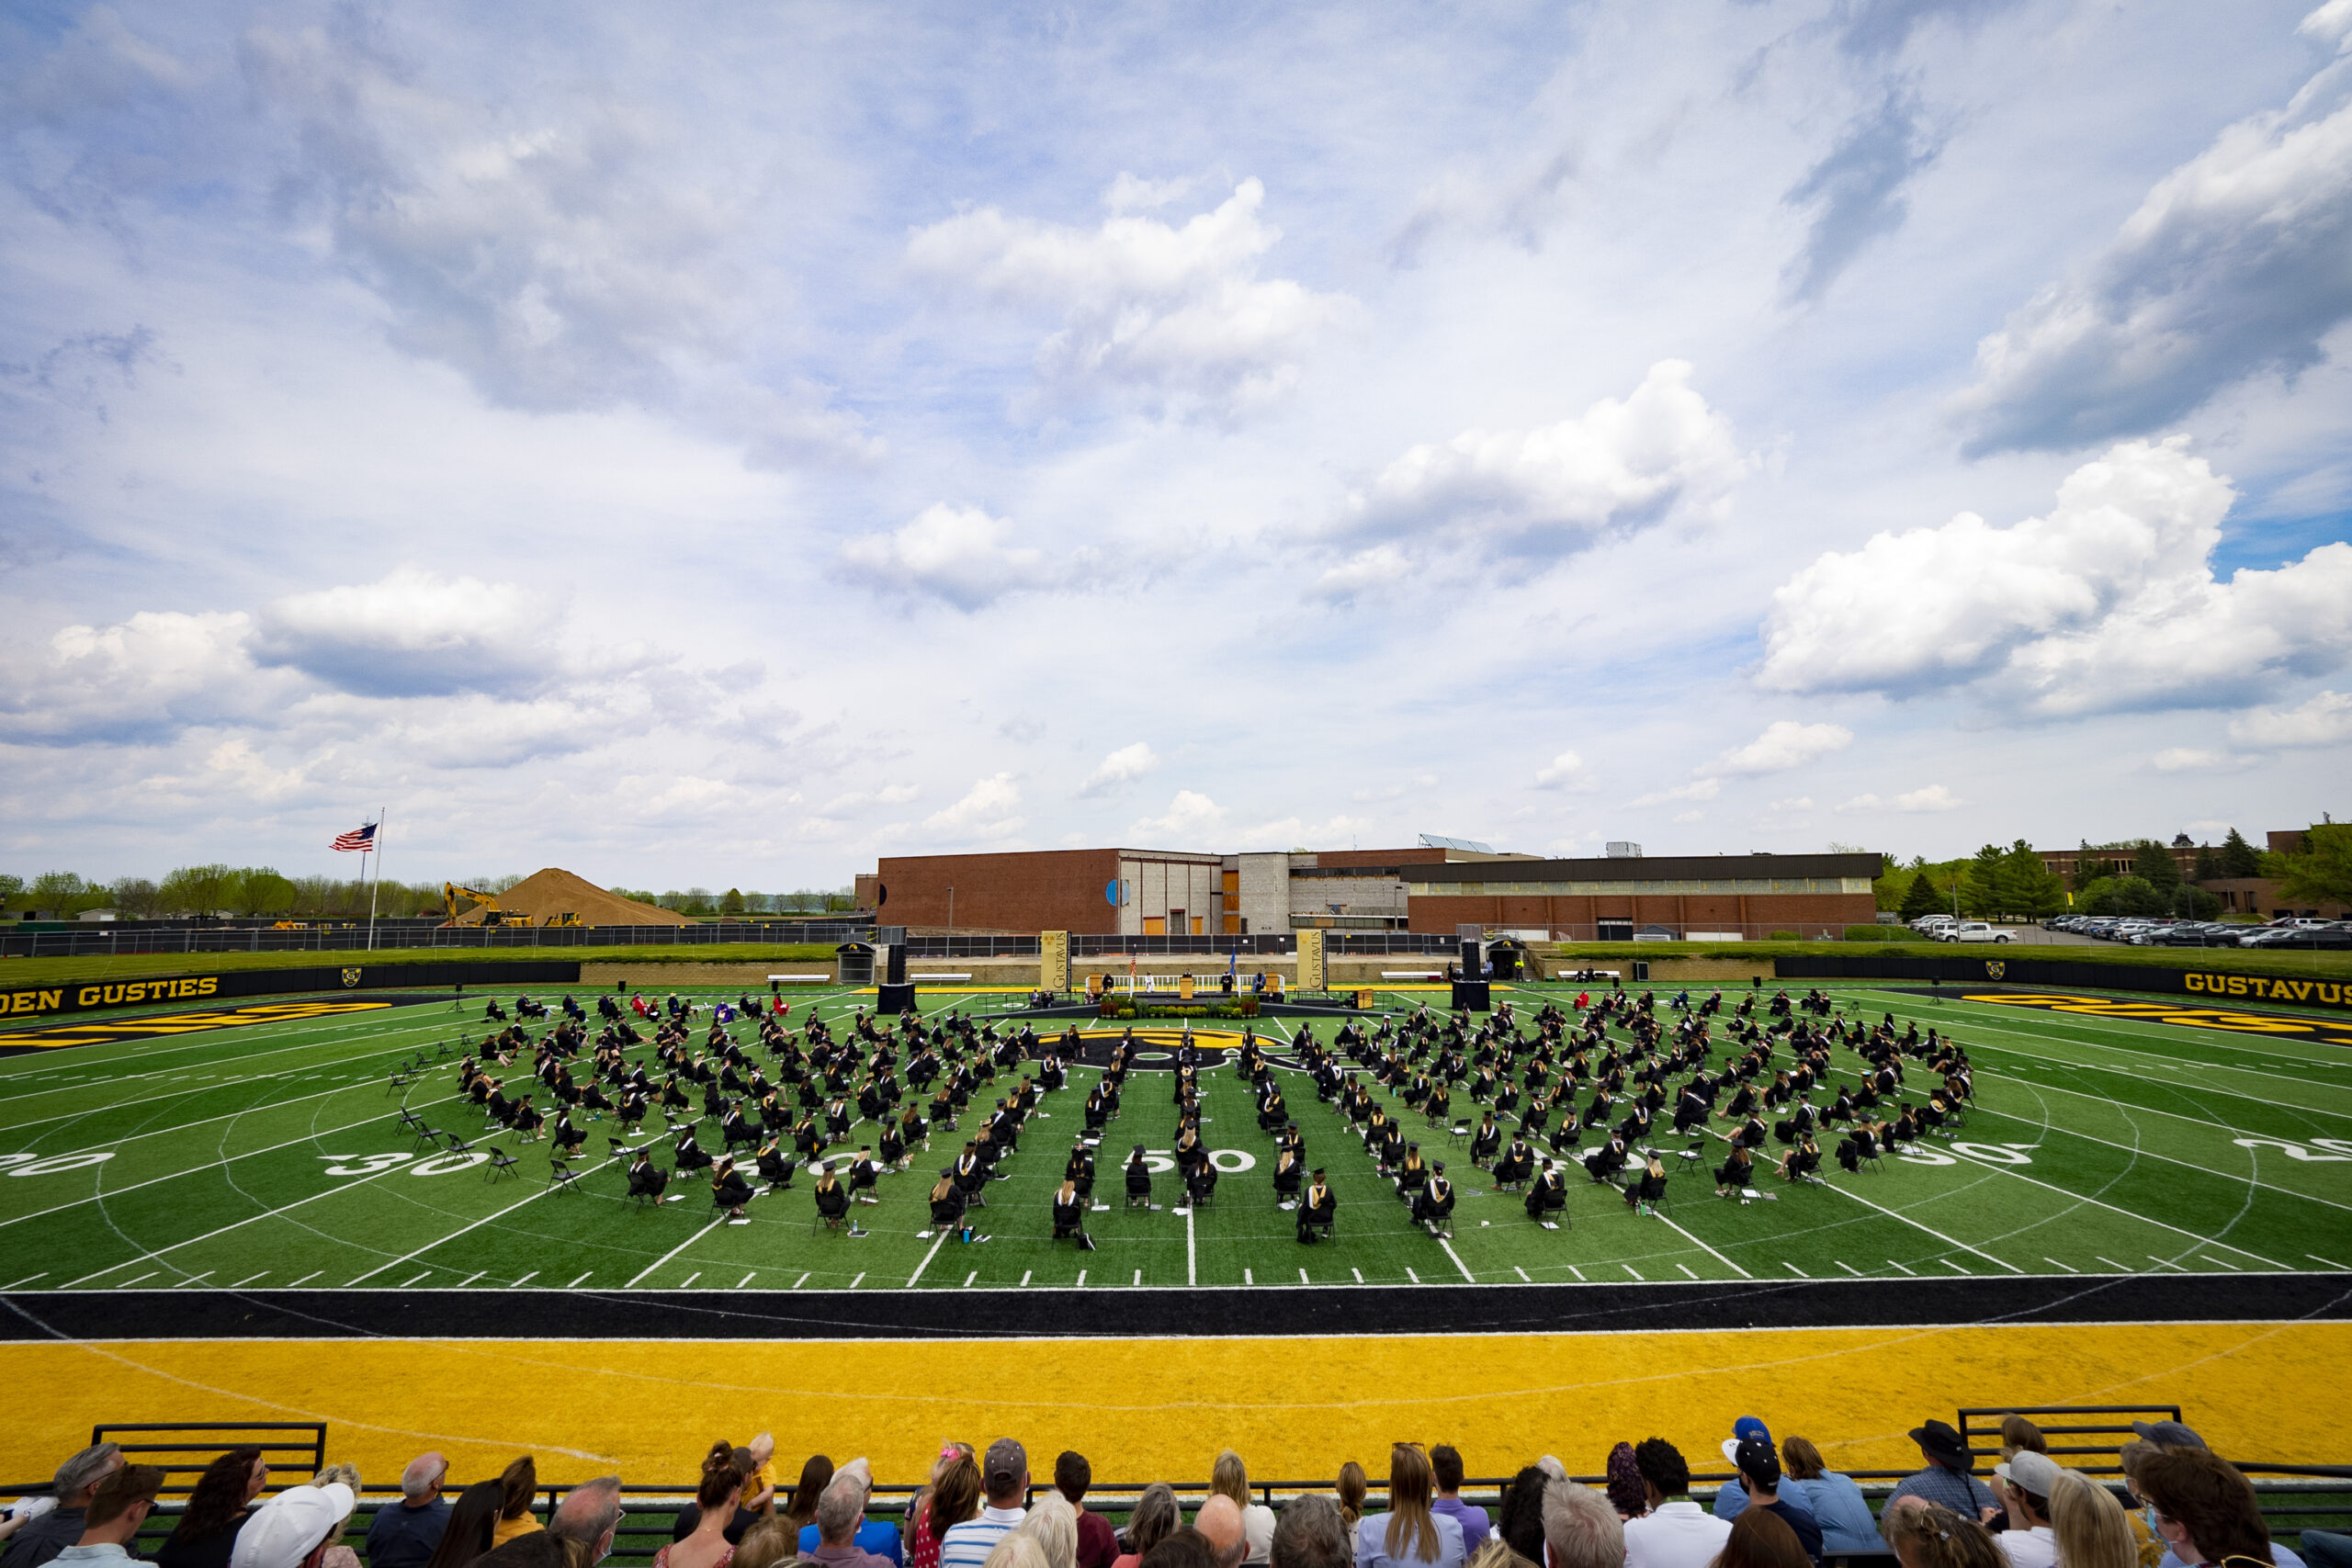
[1713,1420,1816,1529]
[1779,1439,1883,1555]
[1724,1440,1822,1567]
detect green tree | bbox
[109,876,163,918]
[29,872,100,915]
[2219,828,2262,878]
[1960,844,2005,917]
[2070,839,2100,892]
[1898,869,1944,921]
[159,864,235,916]
[2083,874,2166,916]
[2273,823,2352,907]
[2132,839,2182,892]
[0,874,22,912]
[1996,840,2066,919]
[2192,843,2220,882]
[231,867,297,916]
[720,887,746,916]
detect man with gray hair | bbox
[1,1444,124,1568]
[470,1479,624,1568]
[1542,1482,1624,1568]
[364,1455,450,1568]
[810,1461,893,1568]
[1269,1496,1351,1568]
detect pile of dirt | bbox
[451,867,692,927]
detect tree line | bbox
[0,868,858,920]
[1870,824,2349,921]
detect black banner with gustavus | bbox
[1772,952,2352,1012]
[0,959,582,1020]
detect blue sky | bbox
[4,0,2350,888]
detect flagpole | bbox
[368,807,386,952]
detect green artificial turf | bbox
[2,982,2348,1296]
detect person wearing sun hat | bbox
[1890,1421,2000,1524]
[229,1472,356,1568]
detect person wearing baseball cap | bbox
[1992,1452,2064,1568]
[1711,1421,1814,1529]
[230,1472,356,1568]
[937,1441,1026,1568]
[1889,1422,1999,1525]
[1725,1438,1821,1566]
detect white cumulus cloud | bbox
[1704,720,1854,776]
[1955,13,2352,452]
[1316,361,1745,598]
[1535,750,1596,790]
[2230,689,2352,748]
[255,567,560,699]
[922,773,1023,837]
[1758,437,2352,716]
[907,176,1351,413]
[835,504,1045,613]
[2149,748,2257,773]
[1131,789,1227,843]
[1080,741,1160,797]
[1837,784,1963,813]
[1632,777,1723,807]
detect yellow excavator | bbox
[444,883,525,927]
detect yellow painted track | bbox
[4,1322,2346,1485]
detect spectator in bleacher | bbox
[1712,1421,1813,1529]
[1889,1424,1999,1525]
[676,1450,763,1551]
[54,1465,164,1568]
[1603,1445,1646,1523]
[797,1461,903,1567]
[912,1454,981,1568]
[801,1462,896,1568]
[1622,1438,1730,1568]
[731,1522,796,1568]
[939,1441,1028,1568]
[1425,1450,1487,1558]
[494,1461,542,1548]
[1335,1470,1368,1535]
[2048,1472,2137,1568]
[1016,1496,1078,1568]
[1356,1444,1465,1568]
[1989,1451,2061,1568]
[156,1449,269,1568]
[419,1484,502,1568]
[1271,1499,1350,1568]
[2136,1449,2298,1568]
[986,1539,1050,1568]
[1776,1440,1878,1555]
[1052,1454,1117,1568]
[786,1461,838,1540]
[1137,1533,1216,1568]
[1195,1498,1247,1568]
[473,1479,625,1568]
[1539,1482,1623,1568]
[1721,1443,1819,1566]
[2295,1538,2351,1568]
[660,1445,756,1568]
[1493,1472,1549,1568]
[226,1471,356,1568]
[1996,1420,2048,1463]
[361,1455,448,1568]
[1109,1488,1178,1568]
[1210,1453,1277,1564]
[1,1442,124,1568]
[1713,1511,1809,1568]
[1883,1504,2003,1568]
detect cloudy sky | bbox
[5,0,2350,887]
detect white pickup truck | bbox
[1936,921,2014,943]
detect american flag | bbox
[331,823,377,852]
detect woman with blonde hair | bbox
[984,1537,1052,1568]
[496,1457,542,1546]
[1883,1503,2005,1568]
[1357,1445,1466,1568]
[2050,1472,2137,1568]
[1019,1495,1080,1568]
[1211,1451,1278,1564]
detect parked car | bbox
[1937,921,2015,943]
[2153,923,2241,946]
[2242,924,2352,950]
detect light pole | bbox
[947,886,955,938]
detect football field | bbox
[4,981,2350,1299]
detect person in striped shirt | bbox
[938,1441,1028,1568]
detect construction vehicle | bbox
[543,912,582,928]
[443,883,527,927]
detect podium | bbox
[877,982,917,1014]
[1450,980,1490,1012]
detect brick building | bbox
[865,845,1878,938]
[1403,852,1880,939]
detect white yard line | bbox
[2043,1257,2079,1273]
[346,1151,620,1286]
[1937,1144,2291,1269]
[1654,1213,1755,1278]
[2,1091,470,1231]
[1439,1239,1476,1282]
[905,1228,951,1288]
[625,1214,730,1289]
[1821,1176,2025,1274]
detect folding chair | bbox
[547,1159,581,1194]
[1448,1121,1472,1146]
[408,1117,445,1151]
[1678,1135,1707,1168]
[443,1134,476,1156]
[486,1150,520,1182]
